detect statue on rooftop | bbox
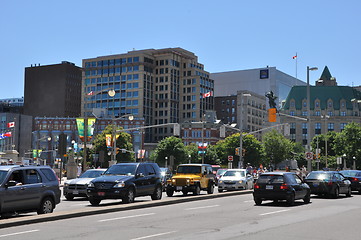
[265,91,278,109]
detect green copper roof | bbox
[319,66,332,81]
[282,86,361,110]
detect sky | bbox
[1,0,361,99]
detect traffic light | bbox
[235,147,239,156]
[58,133,67,156]
[268,108,277,122]
[242,148,246,156]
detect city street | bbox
[0,191,359,239]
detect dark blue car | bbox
[87,162,162,205]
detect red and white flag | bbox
[202,91,213,98]
[292,54,297,59]
[87,91,94,96]
[7,122,15,128]
[4,132,12,137]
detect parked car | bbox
[215,168,227,185]
[0,165,61,216]
[159,167,172,191]
[86,162,163,205]
[218,169,253,192]
[304,171,352,198]
[63,168,106,200]
[253,172,311,206]
[211,165,221,175]
[166,164,215,196]
[339,170,361,193]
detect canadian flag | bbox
[87,91,94,96]
[202,91,213,98]
[7,122,15,128]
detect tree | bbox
[242,134,265,168]
[263,129,294,168]
[153,136,187,167]
[334,122,361,169]
[92,125,134,165]
[311,131,337,169]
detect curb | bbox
[0,190,253,229]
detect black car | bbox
[339,170,361,193]
[304,171,352,198]
[253,172,311,206]
[0,165,61,216]
[87,162,163,205]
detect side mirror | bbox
[6,180,17,188]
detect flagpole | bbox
[295,52,298,80]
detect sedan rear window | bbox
[257,175,284,184]
[306,172,331,180]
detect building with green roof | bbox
[280,67,361,147]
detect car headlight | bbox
[219,180,223,184]
[88,182,94,188]
[239,180,243,184]
[172,179,176,183]
[64,183,69,187]
[114,182,125,188]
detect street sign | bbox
[228,155,233,161]
[305,152,313,160]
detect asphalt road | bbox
[0,191,360,239]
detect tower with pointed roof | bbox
[316,66,337,86]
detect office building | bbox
[24,61,82,118]
[82,48,214,142]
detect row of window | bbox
[85,100,139,109]
[183,130,211,138]
[85,66,140,76]
[289,110,357,117]
[290,122,347,131]
[85,57,140,68]
[85,75,140,85]
[291,99,348,108]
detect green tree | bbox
[185,143,200,163]
[153,136,187,167]
[242,134,265,168]
[334,122,361,169]
[263,129,294,167]
[91,125,134,165]
[311,131,337,169]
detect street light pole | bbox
[111,113,134,165]
[306,66,318,171]
[321,115,330,168]
[238,93,251,169]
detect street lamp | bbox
[306,66,318,171]
[353,156,356,170]
[239,93,251,169]
[321,115,330,168]
[343,153,347,169]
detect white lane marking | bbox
[98,213,155,222]
[130,231,177,240]
[185,205,219,211]
[243,200,254,203]
[0,230,39,238]
[259,209,290,216]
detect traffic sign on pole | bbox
[305,152,313,160]
[228,155,233,161]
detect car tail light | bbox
[352,177,358,182]
[254,183,260,189]
[280,184,289,190]
[328,181,333,186]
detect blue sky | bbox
[1,0,360,99]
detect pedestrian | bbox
[77,163,82,177]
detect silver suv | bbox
[0,165,61,217]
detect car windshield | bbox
[177,166,201,174]
[104,165,136,175]
[257,175,284,184]
[0,170,8,184]
[216,169,227,175]
[80,170,105,178]
[223,171,245,177]
[306,172,331,180]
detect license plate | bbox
[176,186,182,191]
[72,190,79,195]
[98,192,105,196]
[266,185,273,190]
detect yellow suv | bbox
[166,164,215,196]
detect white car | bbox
[218,169,253,192]
[63,169,106,200]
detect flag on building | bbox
[0,132,12,139]
[202,91,213,98]
[292,54,297,59]
[7,122,15,128]
[87,91,94,96]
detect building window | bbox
[328,101,333,108]
[340,111,346,116]
[314,111,320,116]
[302,111,307,116]
[315,101,320,108]
[290,100,295,108]
[315,123,321,135]
[328,122,334,131]
[340,123,347,131]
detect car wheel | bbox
[182,190,188,195]
[218,189,223,193]
[254,198,262,205]
[287,193,295,206]
[37,197,54,214]
[123,187,135,203]
[65,194,74,201]
[207,182,214,194]
[333,187,339,198]
[193,184,201,195]
[346,187,352,197]
[151,185,162,200]
[89,197,101,206]
[303,192,311,204]
[166,188,174,197]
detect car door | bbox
[22,169,43,209]
[288,174,305,199]
[1,170,28,212]
[134,164,148,196]
[145,164,157,194]
[336,173,348,193]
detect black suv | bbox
[0,165,61,217]
[87,162,163,205]
[253,172,311,206]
